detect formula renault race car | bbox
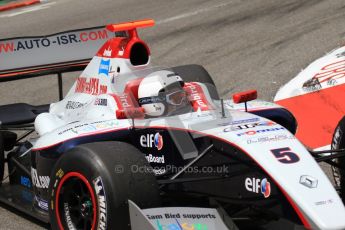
[0,19,345,230]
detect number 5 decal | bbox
[271,147,299,164]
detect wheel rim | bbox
[56,172,97,230]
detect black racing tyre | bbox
[49,141,160,230]
[171,64,220,100]
[331,116,345,201]
[0,132,4,186]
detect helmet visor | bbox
[138,89,187,106]
[165,90,187,106]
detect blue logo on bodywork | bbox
[21,176,31,188]
[99,59,110,76]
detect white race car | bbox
[0,19,344,230]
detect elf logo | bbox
[245,177,271,198]
[140,133,164,150]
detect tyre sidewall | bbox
[332,116,345,199]
[49,148,112,230]
[49,142,159,230]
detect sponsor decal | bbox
[302,78,322,92]
[271,147,300,164]
[184,82,210,111]
[152,168,167,175]
[50,169,65,211]
[300,175,318,188]
[315,199,333,206]
[327,78,337,86]
[94,98,108,106]
[75,120,119,133]
[146,211,219,230]
[118,46,125,56]
[58,120,119,135]
[75,77,107,95]
[93,177,107,230]
[145,154,165,164]
[35,196,49,211]
[235,127,285,136]
[103,48,112,57]
[98,59,110,76]
[0,42,14,54]
[311,59,345,85]
[64,202,76,230]
[223,121,275,132]
[154,105,163,112]
[138,97,164,105]
[117,94,132,108]
[245,177,271,198]
[140,133,164,150]
[31,168,50,189]
[0,30,109,54]
[154,133,164,150]
[260,178,271,198]
[56,168,65,179]
[66,100,85,109]
[20,176,32,188]
[148,213,215,230]
[247,134,295,144]
[302,59,345,92]
[155,220,209,230]
[218,118,259,127]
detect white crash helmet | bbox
[138,70,186,117]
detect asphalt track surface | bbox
[0,0,345,229]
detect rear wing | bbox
[0,20,155,128]
[0,25,122,99]
[0,26,120,82]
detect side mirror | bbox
[232,90,257,112]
